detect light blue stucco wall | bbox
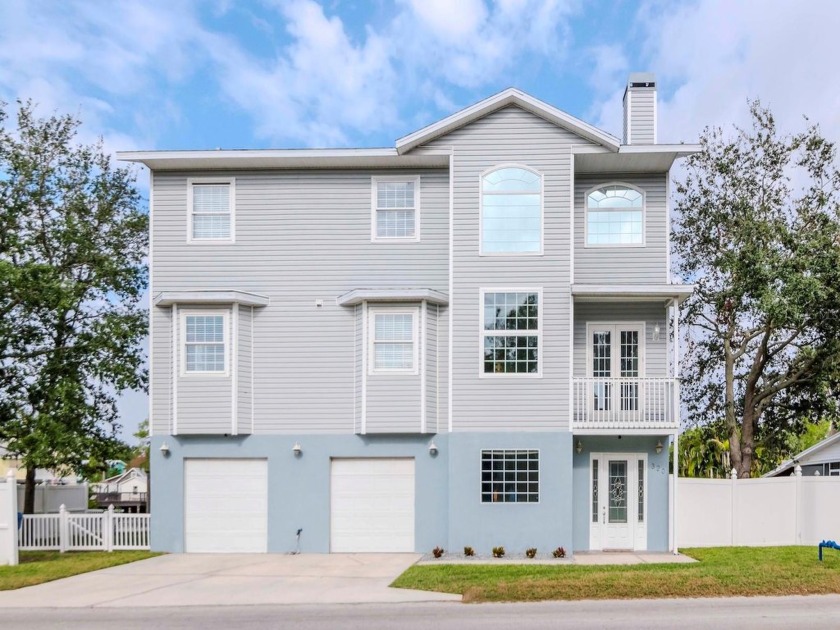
[571,435,672,551]
[149,434,449,553]
[447,432,574,554]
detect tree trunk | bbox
[23,466,36,514]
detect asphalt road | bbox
[6,595,840,629]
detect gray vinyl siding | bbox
[436,306,449,434]
[365,374,421,433]
[415,106,582,431]
[151,169,448,436]
[176,304,233,434]
[237,304,253,435]
[574,174,668,284]
[426,304,438,433]
[353,304,362,434]
[573,302,668,377]
[151,308,172,435]
[627,87,656,144]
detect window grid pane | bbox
[192,184,231,240]
[481,450,539,503]
[185,315,226,373]
[373,313,414,371]
[376,181,416,239]
[592,331,611,410]
[482,292,539,374]
[376,209,415,238]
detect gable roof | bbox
[764,431,840,477]
[101,467,147,486]
[395,88,621,155]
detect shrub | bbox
[552,546,566,558]
[463,546,475,557]
[525,547,537,559]
[492,546,506,558]
[432,546,445,559]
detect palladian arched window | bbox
[586,184,644,246]
[481,166,542,254]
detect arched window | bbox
[586,184,644,246]
[481,166,542,254]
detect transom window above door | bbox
[586,184,644,246]
[372,177,420,241]
[481,166,542,254]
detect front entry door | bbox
[589,453,647,550]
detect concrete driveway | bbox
[0,554,460,608]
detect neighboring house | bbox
[91,467,148,512]
[118,72,697,554]
[0,445,75,484]
[765,432,840,477]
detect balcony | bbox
[572,377,678,431]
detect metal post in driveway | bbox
[1,469,19,565]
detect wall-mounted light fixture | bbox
[292,442,302,457]
[575,440,583,454]
[653,323,661,341]
[428,442,438,456]
[655,440,663,454]
[159,442,170,456]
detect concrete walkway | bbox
[0,553,460,608]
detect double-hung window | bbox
[481,166,542,254]
[481,290,541,375]
[369,307,418,374]
[372,177,419,241]
[481,450,539,503]
[182,312,228,374]
[586,184,644,246]
[188,178,234,242]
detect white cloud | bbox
[592,0,840,144]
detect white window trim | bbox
[479,164,544,256]
[479,287,543,378]
[368,305,420,375]
[583,181,646,249]
[479,448,541,505]
[371,175,421,242]
[187,177,236,243]
[180,309,231,377]
[585,321,647,379]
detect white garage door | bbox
[184,458,268,553]
[330,458,415,552]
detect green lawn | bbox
[392,547,840,602]
[0,551,160,591]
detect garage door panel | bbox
[185,459,267,553]
[330,458,415,553]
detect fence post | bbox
[730,468,738,545]
[59,504,68,553]
[794,464,802,544]
[106,505,115,552]
[1,469,19,566]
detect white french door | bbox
[589,453,647,551]
[587,323,645,417]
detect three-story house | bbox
[119,72,696,555]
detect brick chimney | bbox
[623,73,656,145]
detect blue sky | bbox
[2,0,839,441]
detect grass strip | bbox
[0,551,161,591]
[392,547,840,602]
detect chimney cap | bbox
[627,72,656,88]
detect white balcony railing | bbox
[572,377,678,430]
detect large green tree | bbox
[0,101,148,511]
[674,102,840,478]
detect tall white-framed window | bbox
[480,289,542,376]
[187,177,235,242]
[371,176,420,241]
[368,306,419,374]
[586,322,646,412]
[585,183,644,247]
[481,449,539,503]
[181,310,229,376]
[480,165,542,255]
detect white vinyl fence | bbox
[677,469,840,547]
[19,504,150,552]
[0,471,18,565]
[16,483,88,514]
